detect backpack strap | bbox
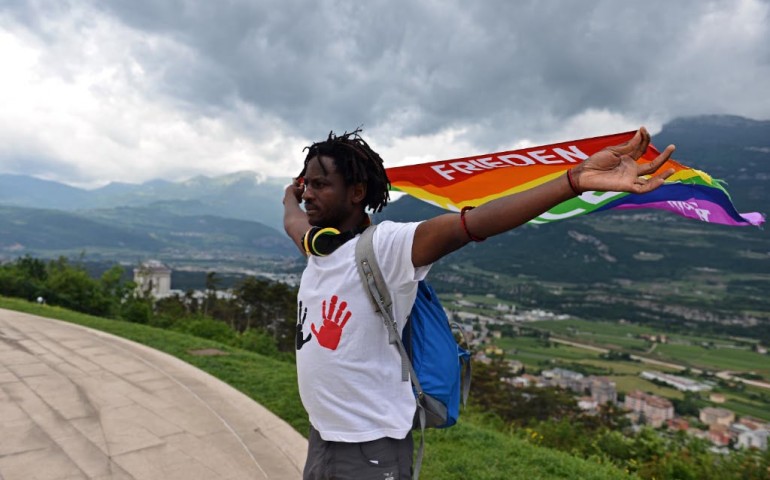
[355,226,398,346]
[355,225,415,383]
[354,224,427,480]
[451,323,473,407]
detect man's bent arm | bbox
[284,180,310,255]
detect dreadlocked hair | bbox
[299,129,391,213]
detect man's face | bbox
[302,155,358,228]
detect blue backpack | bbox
[355,225,471,479]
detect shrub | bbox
[172,316,238,344]
[237,328,280,357]
[120,298,153,324]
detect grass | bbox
[498,336,603,362]
[607,376,684,400]
[574,359,679,376]
[421,415,632,480]
[652,344,770,376]
[536,319,657,338]
[0,296,633,480]
[721,399,770,422]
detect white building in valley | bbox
[133,260,172,298]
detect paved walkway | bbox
[0,308,307,480]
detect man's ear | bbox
[350,182,367,205]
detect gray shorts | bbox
[303,425,414,480]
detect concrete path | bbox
[0,308,307,480]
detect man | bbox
[283,128,675,479]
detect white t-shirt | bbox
[296,221,430,442]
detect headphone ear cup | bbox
[303,227,342,256]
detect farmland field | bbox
[532,318,770,378]
[651,343,770,375]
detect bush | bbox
[120,298,153,324]
[172,316,238,344]
[148,314,177,329]
[237,328,280,357]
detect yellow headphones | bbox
[301,219,371,257]
[302,227,342,256]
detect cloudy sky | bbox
[1,0,769,188]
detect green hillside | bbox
[0,205,163,251]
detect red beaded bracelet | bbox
[566,169,580,196]
[460,206,486,242]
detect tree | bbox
[16,256,47,282]
[45,258,112,316]
[469,358,516,420]
[99,265,132,317]
[235,277,269,331]
[509,386,579,426]
[203,271,221,317]
[672,392,702,417]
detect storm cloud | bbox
[1,0,768,186]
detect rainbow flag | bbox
[386,131,764,227]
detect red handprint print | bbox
[311,295,352,351]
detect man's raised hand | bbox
[571,127,676,195]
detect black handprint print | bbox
[295,301,312,350]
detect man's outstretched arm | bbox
[412,127,676,268]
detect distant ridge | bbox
[0,174,90,210]
[655,114,770,150]
[0,171,291,230]
[0,203,294,262]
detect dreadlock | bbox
[299,129,391,213]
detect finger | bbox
[328,295,338,317]
[629,127,650,159]
[634,168,675,193]
[335,301,348,323]
[638,144,675,176]
[613,127,646,157]
[339,311,352,329]
[322,299,328,319]
[311,323,319,336]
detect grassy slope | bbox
[0,296,633,479]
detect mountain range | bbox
[0,171,290,228]
[0,171,296,263]
[0,114,768,325]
